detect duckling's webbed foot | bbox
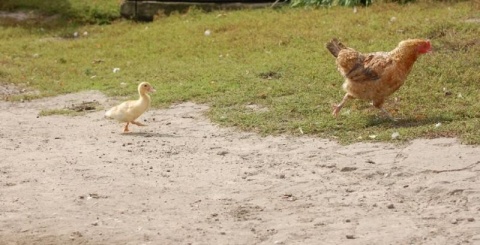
[131,121,147,127]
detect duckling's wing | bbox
[105,100,138,122]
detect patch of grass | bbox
[0,0,121,24]
[38,100,102,117]
[38,108,81,117]
[1,1,479,144]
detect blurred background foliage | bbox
[0,0,122,24]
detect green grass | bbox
[37,100,102,117]
[1,1,479,144]
[0,0,121,24]
[38,108,82,117]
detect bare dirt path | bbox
[1,91,479,244]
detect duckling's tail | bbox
[104,108,113,118]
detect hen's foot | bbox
[379,108,397,122]
[332,94,351,118]
[332,105,342,117]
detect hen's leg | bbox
[373,100,396,121]
[131,121,147,126]
[123,122,130,133]
[333,94,353,117]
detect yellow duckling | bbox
[105,82,156,133]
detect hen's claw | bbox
[332,105,341,117]
[379,108,397,121]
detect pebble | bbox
[387,204,395,209]
[340,166,357,172]
[217,151,229,156]
[346,234,355,239]
[71,231,83,237]
[314,222,325,227]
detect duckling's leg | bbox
[123,122,130,133]
[131,121,147,127]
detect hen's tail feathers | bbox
[326,38,346,58]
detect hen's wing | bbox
[338,50,393,83]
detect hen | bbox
[326,38,431,119]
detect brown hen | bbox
[326,38,431,120]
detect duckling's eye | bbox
[143,84,147,87]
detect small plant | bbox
[291,0,372,7]
[389,0,416,4]
[338,0,372,6]
[38,101,101,117]
[38,109,79,117]
[291,0,334,7]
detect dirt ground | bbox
[1,90,479,245]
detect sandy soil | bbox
[1,91,479,245]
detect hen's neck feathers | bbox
[389,46,420,72]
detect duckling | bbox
[105,82,156,133]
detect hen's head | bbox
[398,39,431,54]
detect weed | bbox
[38,109,81,117]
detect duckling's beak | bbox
[149,87,156,93]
